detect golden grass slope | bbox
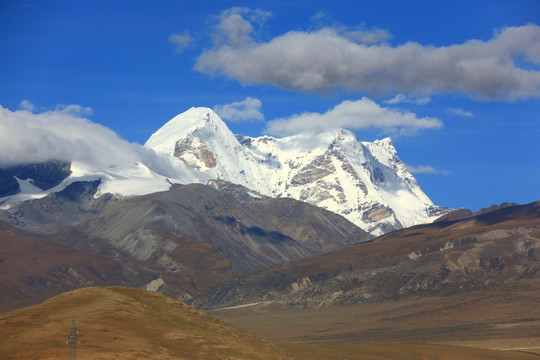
[0,286,294,360]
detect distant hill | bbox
[0,287,294,360]
[190,200,540,309]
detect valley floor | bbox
[280,343,540,360]
[209,280,540,360]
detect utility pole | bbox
[66,319,79,360]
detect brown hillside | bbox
[191,200,540,309]
[0,221,129,312]
[0,286,295,360]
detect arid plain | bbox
[210,280,540,359]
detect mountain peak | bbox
[1,106,448,236]
[142,108,449,234]
[145,107,232,158]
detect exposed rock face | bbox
[0,160,72,199]
[2,160,72,191]
[0,169,20,197]
[362,204,395,223]
[207,179,268,202]
[174,137,217,168]
[189,200,540,310]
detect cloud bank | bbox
[213,97,264,122]
[265,97,442,136]
[196,9,540,101]
[0,103,179,177]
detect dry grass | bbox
[0,286,294,360]
[1,285,539,360]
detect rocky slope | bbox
[0,179,116,234]
[80,182,370,300]
[190,200,540,309]
[0,181,370,311]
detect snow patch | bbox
[145,278,165,292]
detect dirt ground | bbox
[209,283,540,359]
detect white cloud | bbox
[211,7,272,47]
[265,97,442,136]
[446,107,473,117]
[385,93,431,105]
[0,104,180,179]
[309,12,391,45]
[213,97,264,122]
[54,103,94,116]
[406,164,452,175]
[195,14,540,101]
[19,100,35,112]
[169,31,193,53]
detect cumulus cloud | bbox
[213,97,264,122]
[265,97,442,136]
[169,31,193,53]
[195,12,540,101]
[446,107,473,117]
[0,104,180,178]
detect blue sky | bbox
[1,0,539,211]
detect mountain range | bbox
[190,200,540,309]
[1,107,449,236]
[0,181,370,312]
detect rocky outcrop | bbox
[0,169,20,197]
[2,160,72,191]
[174,137,217,168]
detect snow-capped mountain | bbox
[146,107,449,235]
[1,106,448,235]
